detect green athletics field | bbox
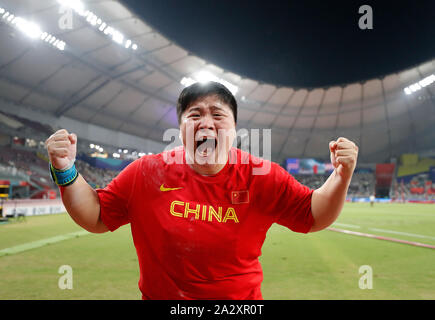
[0,202,434,300]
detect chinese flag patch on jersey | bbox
[231,190,249,204]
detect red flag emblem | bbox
[231,190,249,204]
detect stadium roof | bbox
[0,0,434,164]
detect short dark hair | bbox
[176,81,237,124]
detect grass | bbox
[0,203,434,299]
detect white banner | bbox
[1,199,66,217]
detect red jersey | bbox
[97,147,314,300]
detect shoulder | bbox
[231,148,283,177]
[138,146,185,180]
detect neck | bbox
[184,149,229,175]
[189,162,226,176]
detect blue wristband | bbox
[49,162,79,187]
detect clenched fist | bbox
[329,137,358,180]
[45,129,77,170]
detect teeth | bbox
[196,138,217,154]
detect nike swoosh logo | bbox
[160,184,183,192]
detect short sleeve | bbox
[266,163,314,233]
[96,159,140,232]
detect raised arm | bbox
[45,129,109,233]
[309,137,359,232]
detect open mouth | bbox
[196,137,217,157]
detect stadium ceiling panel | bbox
[0,0,433,164]
[302,88,324,115]
[273,114,296,130]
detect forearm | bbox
[310,169,352,232]
[61,174,108,233]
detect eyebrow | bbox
[186,105,227,113]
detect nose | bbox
[198,113,215,130]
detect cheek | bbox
[216,126,237,148]
[180,119,198,144]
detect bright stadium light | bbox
[180,71,239,95]
[180,77,196,87]
[99,22,107,32]
[123,149,128,154]
[14,18,42,39]
[57,0,139,51]
[195,71,219,83]
[404,74,435,95]
[1,8,67,51]
[112,30,124,44]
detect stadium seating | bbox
[293,171,376,198]
[0,145,122,198]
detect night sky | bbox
[120,0,435,88]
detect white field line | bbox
[332,223,361,229]
[332,223,435,241]
[369,228,435,241]
[0,230,90,257]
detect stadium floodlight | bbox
[14,18,42,39]
[123,149,128,154]
[113,153,120,158]
[404,74,435,95]
[195,71,219,83]
[180,77,197,87]
[99,22,107,32]
[57,0,139,51]
[1,8,67,51]
[57,41,66,51]
[180,71,239,95]
[103,26,112,35]
[112,30,124,44]
[90,144,94,148]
